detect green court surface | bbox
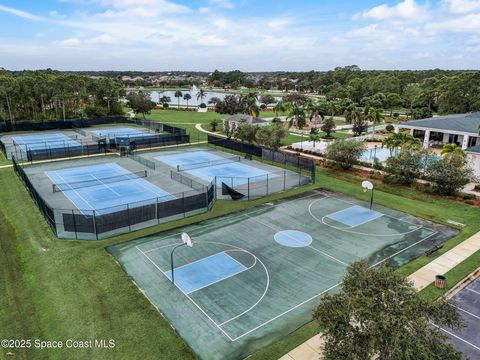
[108,190,458,360]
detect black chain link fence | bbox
[12,156,215,240]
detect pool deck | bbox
[278,230,480,360]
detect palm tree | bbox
[183,93,191,108]
[287,104,306,129]
[244,91,260,117]
[174,90,183,109]
[274,100,289,116]
[196,88,207,106]
[309,128,321,149]
[365,107,384,134]
[343,104,362,124]
[441,143,466,157]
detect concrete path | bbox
[278,230,480,359]
[195,123,227,137]
[0,164,13,169]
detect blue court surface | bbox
[156,151,274,186]
[12,133,81,151]
[46,163,174,214]
[91,127,150,139]
[326,205,384,227]
[164,252,247,294]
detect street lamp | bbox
[170,232,193,285]
[362,180,374,210]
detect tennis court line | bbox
[46,171,95,211]
[430,321,480,352]
[91,173,121,197]
[243,213,348,267]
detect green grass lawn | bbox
[1,158,479,359]
[136,109,224,142]
[0,151,10,166]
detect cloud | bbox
[52,37,82,46]
[2,1,480,70]
[356,0,429,21]
[0,4,45,21]
[443,0,480,14]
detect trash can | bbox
[435,275,446,289]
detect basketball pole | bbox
[170,233,193,286]
[369,187,374,210]
[170,243,187,285]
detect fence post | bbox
[182,192,186,218]
[266,174,269,195]
[127,204,132,231]
[72,209,78,240]
[247,178,250,200]
[93,211,98,240]
[156,197,159,224]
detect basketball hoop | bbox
[361,181,374,209]
[171,233,194,285]
[181,232,193,247]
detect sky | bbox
[0,0,480,71]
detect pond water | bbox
[148,86,280,107]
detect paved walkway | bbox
[279,231,480,360]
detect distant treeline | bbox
[1,67,479,125]
[0,70,124,124]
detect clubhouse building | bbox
[394,112,480,178]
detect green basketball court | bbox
[108,190,457,360]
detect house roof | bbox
[397,112,480,134]
[466,145,480,154]
[226,114,267,124]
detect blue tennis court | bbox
[164,252,248,294]
[326,205,384,227]
[156,151,274,186]
[46,163,174,215]
[12,133,81,151]
[91,127,150,139]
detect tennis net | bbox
[177,156,241,172]
[73,128,87,137]
[52,170,147,192]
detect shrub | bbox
[475,184,480,191]
[426,154,473,195]
[325,140,366,170]
[385,124,394,132]
[384,146,430,185]
[393,112,400,117]
[199,103,207,108]
[162,103,169,108]
[372,157,384,170]
[210,119,218,132]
